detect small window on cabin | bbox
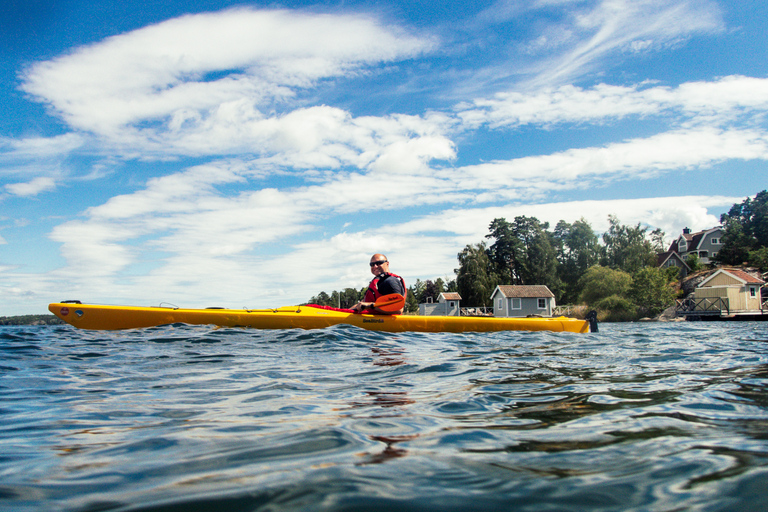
[679,241,686,251]
[750,287,757,297]
[538,298,546,309]
[511,298,521,309]
[449,301,455,308]
[498,298,503,309]
[711,238,719,244]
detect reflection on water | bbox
[1,322,768,511]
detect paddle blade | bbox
[375,293,405,313]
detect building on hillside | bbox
[658,250,691,278]
[692,268,765,313]
[658,226,724,277]
[419,292,462,316]
[491,285,555,318]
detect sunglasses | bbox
[370,260,388,267]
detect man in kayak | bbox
[351,254,406,314]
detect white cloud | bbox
[448,127,768,200]
[526,0,724,86]
[21,8,434,136]
[465,0,724,93]
[0,134,83,160]
[458,76,768,130]
[5,177,57,196]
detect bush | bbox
[593,294,637,322]
[629,266,677,317]
[578,266,632,305]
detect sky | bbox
[1,0,767,315]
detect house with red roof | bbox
[419,292,462,316]
[693,268,765,312]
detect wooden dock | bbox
[675,297,768,320]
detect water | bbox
[2,321,768,511]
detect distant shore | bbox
[0,314,65,326]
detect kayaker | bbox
[351,254,406,314]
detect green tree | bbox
[748,247,768,272]
[409,279,427,305]
[485,218,522,283]
[486,216,561,294]
[578,265,633,305]
[601,215,657,274]
[340,288,363,308]
[717,190,768,265]
[309,291,333,306]
[455,242,496,307]
[685,253,703,273]
[405,290,419,313]
[553,218,601,303]
[629,267,677,317]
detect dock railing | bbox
[675,297,730,317]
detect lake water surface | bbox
[2,321,768,511]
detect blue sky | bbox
[2,0,767,315]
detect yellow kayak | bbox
[48,301,596,333]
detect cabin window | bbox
[711,238,720,244]
[678,240,686,251]
[538,298,546,309]
[449,301,455,308]
[750,287,757,297]
[498,298,503,309]
[511,298,521,309]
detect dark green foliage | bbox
[748,247,768,272]
[717,190,768,266]
[308,288,363,308]
[553,218,602,303]
[455,243,497,308]
[485,216,562,295]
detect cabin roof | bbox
[493,285,554,298]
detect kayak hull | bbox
[48,302,593,333]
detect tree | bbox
[455,242,496,307]
[649,228,667,253]
[485,218,522,283]
[340,288,363,308]
[578,266,632,305]
[553,218,601,303]
[717,190,768,265]
[486,216,562,295]
[629,267,677,317]
[748,247,768,272]
[685,253,703,273]
[405,290,419,313]
[601,215,657,274]
[409,279,427,305]
[309,291,333,306]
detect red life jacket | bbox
[364,272,406,302]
